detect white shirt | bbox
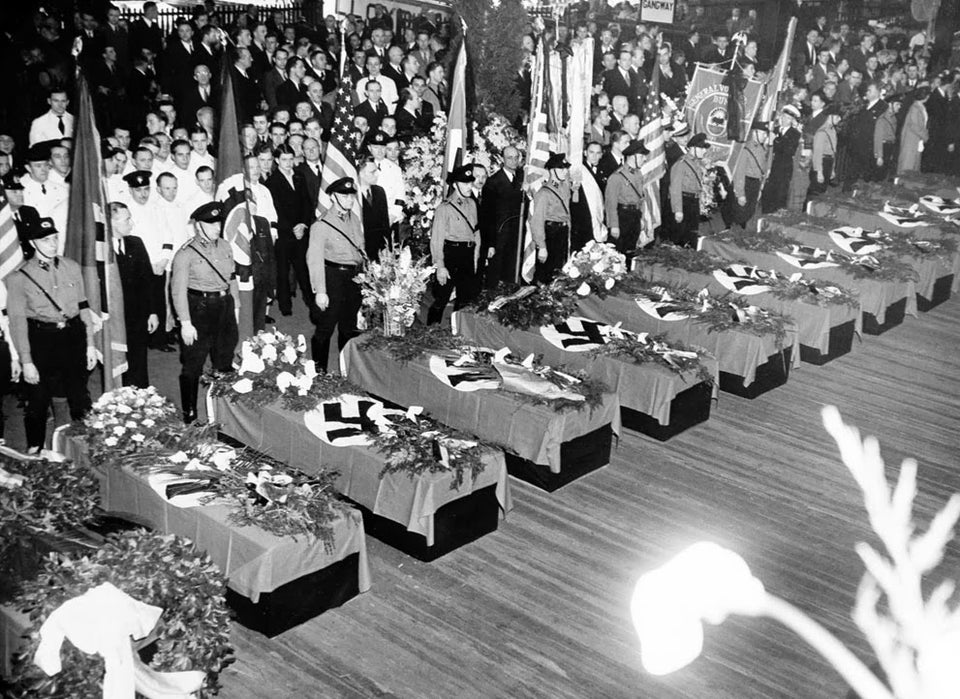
[356,74,399,114]
[29,111,75,146]
[47,169,69,187]
[376,159,405,224]
[127,197,170,265]
[167,164,200,202]
[105,174,127,204]
[21,175,69,241]
[155,197,192,266]
[188,150,216,176]
[182,189,214,220]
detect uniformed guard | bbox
[426,165,480,325]
[171,201,240,424]
[531,152,572,283]
[604,139,650,266]
[306,177,365,372]
[6,218,97,455]
[722,120,770,230]
[669,132,710,247]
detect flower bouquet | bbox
[82,386,180,456]
[403,113,448,252]
[560,241,628,297]
[211,329,318,409]
[356,246,435,337]
[700,165,726,216]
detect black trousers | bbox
[533,221,569,284]
[807,157,834,197]
[179,293,239,382]
[722,176,763,229]
[123,312,149,388]
[483,224,520,290]
[24,317,90,450]
[427,242,478,325]
[275,231,312,314]
[667,194,700,247]
[0,340,11,440]
[614,205,643,264]
[311,264,361,372]
[148,272,170,347]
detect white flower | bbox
[125,421,137,429]
[261,344,278,362]
[131,433,145,443]
[567,265,581,279]
[302,360,318,379]
[297,334,307,353]
[604,277,616,290]
[232,378,254,394]
[577,282,592,296]
[260,332,276,345]
[113,426,125,436]
[115,404,132,414]
[142,418,155,428]
[169,451,189,463]
[104,436,118,447]
[592,262,606,275]
[210,448,236,471]
[276,371,296,392]
[238,342,265,374]
[281,346,298,364]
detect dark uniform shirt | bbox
[306,207,364,295]
[430,193,479,269]
[171,235,236,324]
[6,256,90,364]
[604,165,646,230]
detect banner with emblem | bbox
[684,66,764,174]
[303,394,420,448]
[539,316,627,352]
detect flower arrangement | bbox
[589,330,716,384]
[560,241,628,298]
[8,530,233,697]
[700,165,727,216]
[220,330,319,409]
[476,282,580,331]
[81,386,180,459]
[355,246,435,336]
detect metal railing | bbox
[116,1,303,37]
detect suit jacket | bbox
[382,63,407,91]
[195,44,222,80]
[265,170,310,234]
[248,42,271,82]
[361,185,391,259]
[479,169,523,250]
[808,63,832,93]
[276,80,309,111]
[177,85,216,128]
[310,101,334,133]
[232,67,261,124]
[161,40,197,94]
[597,152,623,190]
[129,17,163,61]
[99,23,129,65]
[306,68,338,95]
[262,67,287,108]
[601,68,634,100]
[295,160,323,221]
[116,234,160,331]
[700,46,731,66]
[395,106,432,141]
[355,99,389,132]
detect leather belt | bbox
[188,289,228,298]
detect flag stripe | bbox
[639,63,665,231]
[318,65,359,214]
[444,28,469,182]
[0,197,23,280]
[521,39,551,282]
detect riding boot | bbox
[179,375,198,424]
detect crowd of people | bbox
[0,0,958,452]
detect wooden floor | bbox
[59,294,960,698]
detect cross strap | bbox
[188,244,230,286]
[19,268,67,319]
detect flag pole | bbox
[515,31,543,285]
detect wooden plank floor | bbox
[91,297,960,698]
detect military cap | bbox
[445,164,475,185]
[101,140,122,159]
[1,172,23,191]
[326,177,357,195]
[123,170,153,189]
[22,217,58,240]
[780,104,802,120]
[687,133,710,149]
[25,143,51,163]
[623,140,649,157]
[545,152,571,170]
[190,201,224,223]
[751,119,771,132]
[366,130,388,147]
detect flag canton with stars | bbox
[639,67,666,186]
[328,75,358,166]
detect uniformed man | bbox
[306,177,365,372]
[171,201,240,424]
[531,152,572,283]
[426,165,480,325]
[6,218,97,455]
[669,132,709,247]
[722,120,770,230]
[2,173,41,247]
[604,139,650,266]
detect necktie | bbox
[202,87,208,101]
[58,116,65,135]
[116,238,125,256]
[41,184,47,195]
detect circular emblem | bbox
[706,107,727,139]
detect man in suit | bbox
[597,131,630,190]
[249,22,271,81]
[846,33,875,78]
[357,155,391,259]
[129,1,163,64]
[357,55,399,115]
[177,64,216,127]
[411,30,433,77]
[602,49,636,103]
[276,56,309,113]
[808,48,834,94]
[195,25,222,80]
[100,5,130,70]
[356,81,390,133]
[792,29,820,84]
[305,82,333,129]
[162,18,197,95]
[295,137,323,216]
[308,50,338,95]
[262,47,288,109]
[266,145,313,316]
[110,201,160,388]
[92,45,126,133]
[924,75,954,173]
[394,88,431,141]
[478,145,523,288]
[700,32,731,66]
[232,47,261,124]
[382,45,408,91]
[835,69,863,107]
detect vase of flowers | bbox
[357,247,435,336]
[561,241,628,297]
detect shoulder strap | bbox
[617,170,645,201]
[188,244,230,285]
[542,186,570,217]
[444,200,477,232]
[323,217,368,262]
[744,146,763,174]
[683,159,702,190]
[19,268,66,317]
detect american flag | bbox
[758,16,797,124]
[639,62,667,232]
[520,38,552,283]
[317,72,359,213]
[0,193,23,280]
